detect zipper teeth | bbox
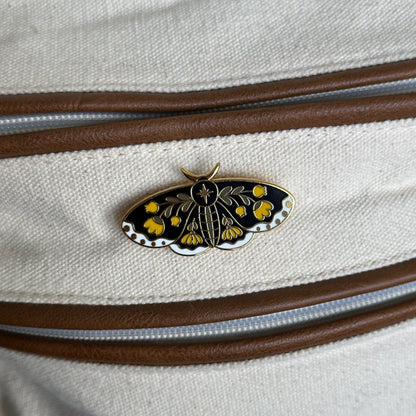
[0,112,170,135]
[214,76,416,111]
[1,77,416,136]
[1,281,415,343]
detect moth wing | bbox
[215,179,295,234]
[122,184,198,249]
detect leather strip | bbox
[1,59,416,114]
[0,259,415,330]
[0,299,415,365]
[2,92,416,158]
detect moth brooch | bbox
[121,163,295,256]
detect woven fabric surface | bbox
[1,0,416,94]
[1,119,415,304]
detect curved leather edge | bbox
[0,259,415,330]
[1,59,416,114]
[2,93,416,158]
[1,299,415,365]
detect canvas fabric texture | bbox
[2,1,416,414]
[1,0,416,94]
[1,318,416,416]
[1,119,415,304]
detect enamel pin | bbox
[121,163,295,256]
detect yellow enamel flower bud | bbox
[221,226,242,240]
[253,201,274,220]
[235,206,247,217]
[171,216,181,227]
[145,201,159,214]
[143,216,164,235]
[181,232,202,245]
[253,185,267,198]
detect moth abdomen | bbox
[199,205,220,247]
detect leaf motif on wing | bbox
[164,204,174,218]
[220,195,233,206]
[231,185,244,195]
[219,186,232,197]
[239,194,251,205]
[181,200,193,212]
[177,193,192,201]
[165,196,181,203]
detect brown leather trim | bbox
[1,259,415,330]
[1,299,415,365]
[2,92,416,158]
[1,59,416,114]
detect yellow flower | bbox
[253,201,274,220]
[144,216,164,235]
[181,232,203,245]
[145,201,159,214]
[171,216,181,227]
[235,206,247,217]
[222,226,243,241]
[253,185,267,198]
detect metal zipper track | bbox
[1,281,415,343]
[1,77,416,136]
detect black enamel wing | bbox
[121,163,295,256]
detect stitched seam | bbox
[6,120,416,165]
[1,250,415,303]
[1,52,416,94]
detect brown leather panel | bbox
[1,259,415,330]
[1,59,416,114]
[0,299,415,365]
[2,92,416,159]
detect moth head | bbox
[180,162,220,182]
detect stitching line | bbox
[1,250,415,303]
[1,51,416,94]
[6,120,416,165]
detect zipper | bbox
[0,259,415,365]
[2,77,416,136]
[1,59,416,158]
[1,280,415,343]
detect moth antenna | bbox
[206,162,220,180]
[181,163,220,181]
[180,167,199,182]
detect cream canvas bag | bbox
[1,1,416,415]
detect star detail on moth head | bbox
[196,183,213,204]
